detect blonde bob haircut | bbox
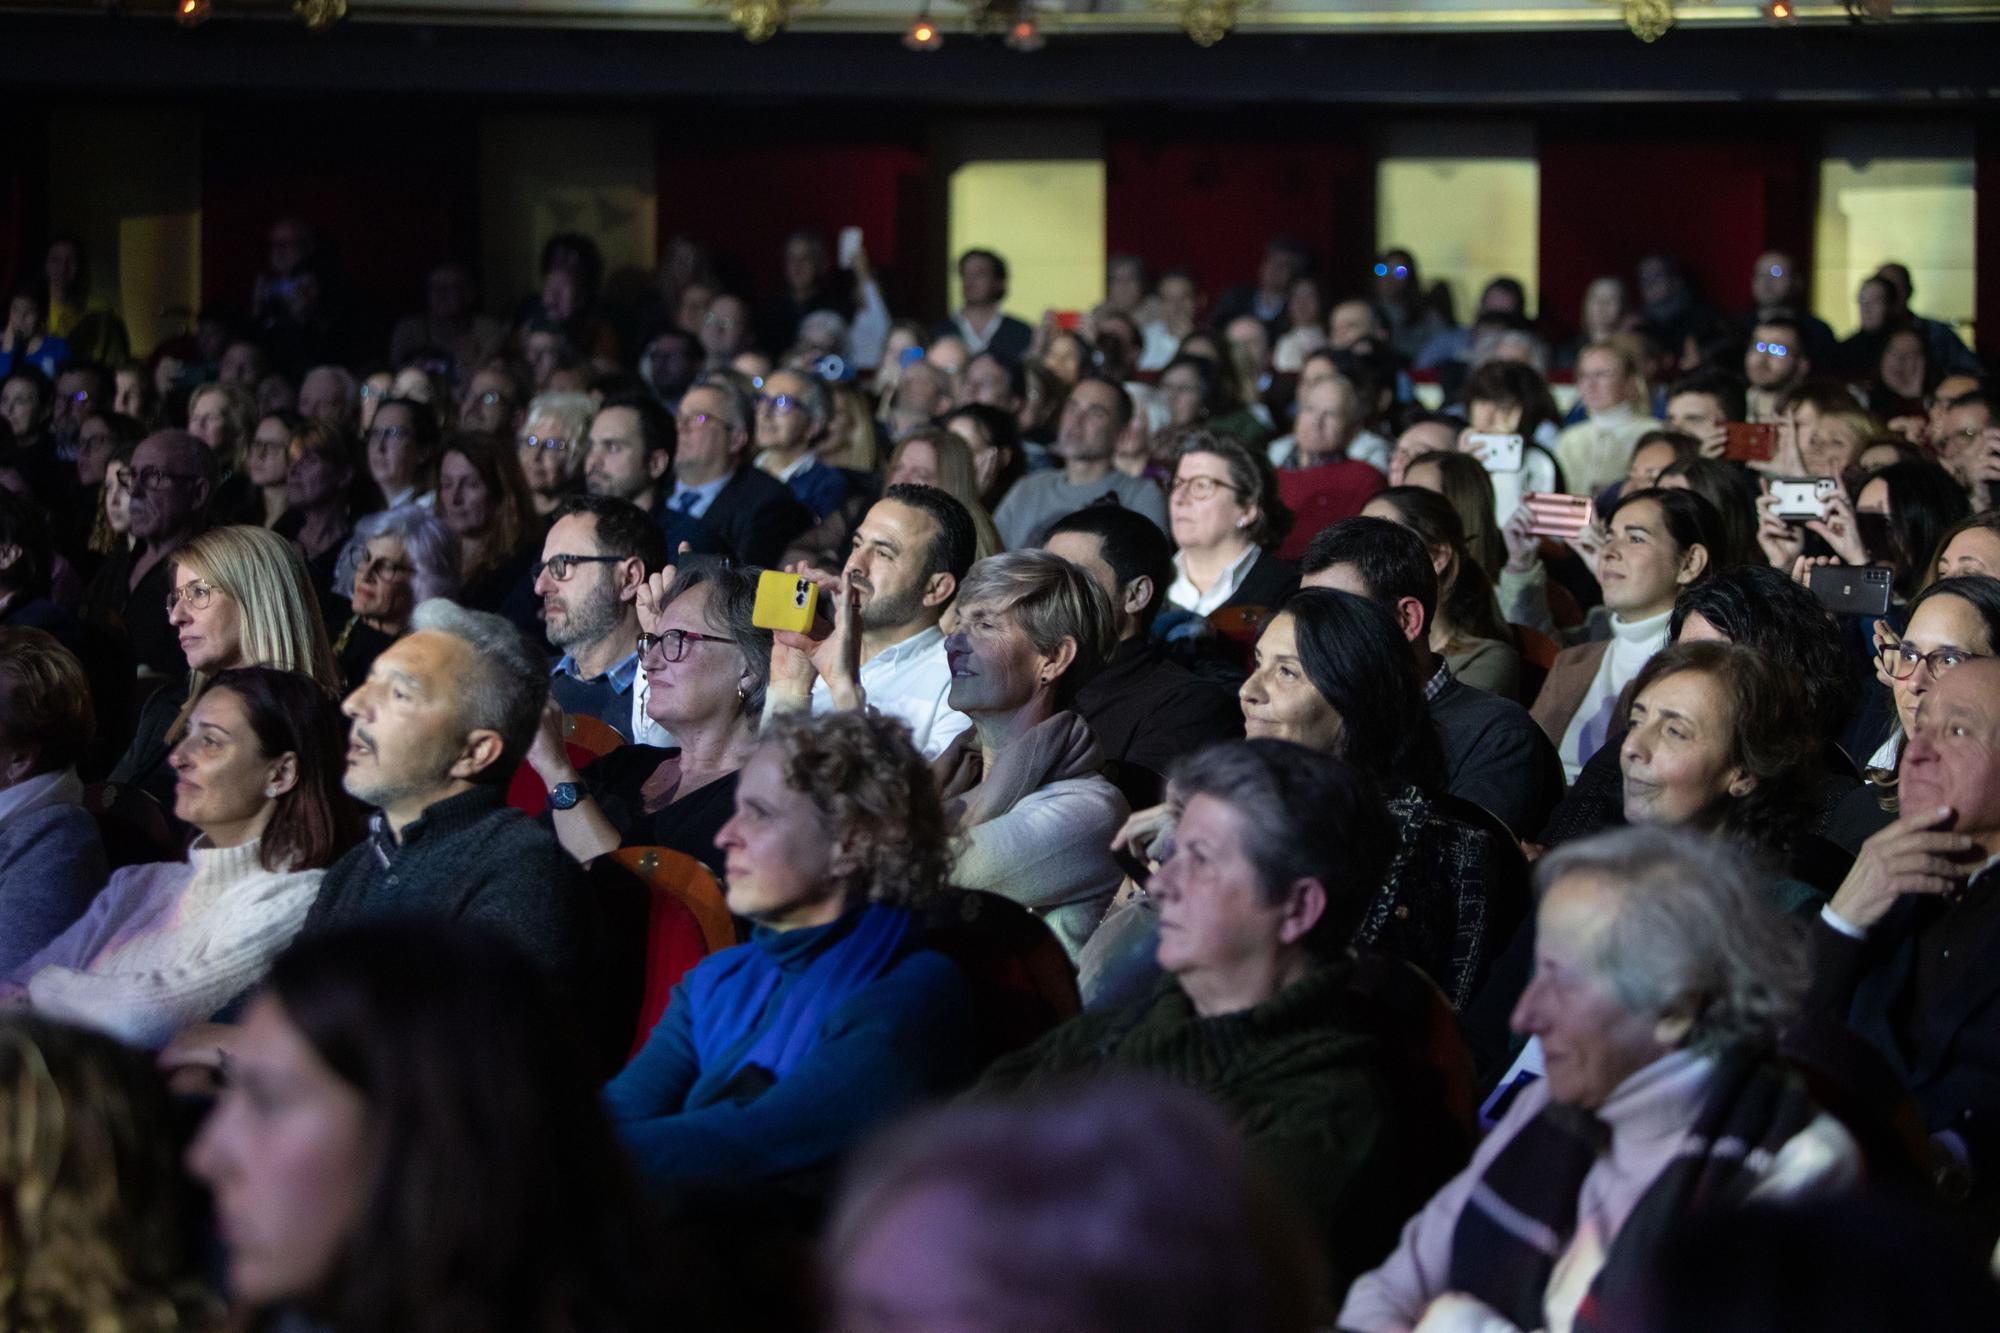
[187,381,257,471]
[1579,336,1650,414]
[889,428,1003,562]
[954,549,1117,706]
[167,525,340,741]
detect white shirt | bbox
[1267,429,1393,476]
[809,624,970,760]
[1166,543,1261,617]
[759,450,818,485]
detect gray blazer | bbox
[0,804,107,977]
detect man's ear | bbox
[1394,595,1427,646]
[922,570,958,611]
[616,555,648,604]
[1122,574,1154,621]
[0,543,22,576]
[647,450,672,482]
[450,729,507,783]
[1275,876,1328,946]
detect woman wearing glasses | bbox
[107,525,341,817]
[328,505,460,691]
[541,561,770,876]
[1162,431,1298,617]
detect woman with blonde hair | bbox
[0,1015,219,1331]
[887,427,1004,561]
[818,380,882,474]
[187,381,261,524]
[1554,336,1660,496]
[107,525,338,814]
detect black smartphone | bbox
[1810,564,1893,618]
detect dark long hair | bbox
[1365,485,1511,643]
[201,667,361,873]
[1861,459,1970,601]
[1278,587,1446,795]
[1608,484,1731,579]
[1670,565,1856,743]
[263,922,669,1333]
[1656,457,1760,572]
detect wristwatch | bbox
[548,781,583,812]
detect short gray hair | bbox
[523,390,595,443]
[409,598,549,779]
[334,504,461,604]
[1534,826,1808,1050]
[955,550,1117,704]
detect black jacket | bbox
[1216,548,1300,615]
[696,466,813,569]
[1075,637,1243,804]
[1431,674,1565,842]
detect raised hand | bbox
[1827,804,1978,932]
[1501,504,1540,574]
[634,541,692,635]
[1806,488,1869,566]
[1754,487,1804,570]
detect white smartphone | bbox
[1770,476,1839,521]
[1466,432,1524,474]
[837,226,863,270]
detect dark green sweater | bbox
[978,955,1471,1298]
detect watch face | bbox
[550,782,580,810]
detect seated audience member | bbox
[1302,518,1563,840]
[1655,455,1761,570]
[8,669,357,1049]
[0,629,105,973]
[1662,367,1746,456]
[583,388,707,554]
[298,366,361,438]
[1807,655,2000,1244]
[187,382,260,525]
[827,1079,1322,1333]
[69,407,143,562]
[537,561,767,875]
[0,1014,219,1330]
[668,378,812,567]
[944,398,1026,515]
[271,418,354,607]
[363,396,439,510]
[516,388,594,517]
[299,600,589,986]
[1929,510,2000,583]
[81,428,215,678]
[923,551,1127,957]
[534,495,667,742]
[437,432,542,631]
[1502,487,1724,780]
[1618,428,1700,498]
[110,526,341,813]
[1385,413,1461,488]
[1361,485,1523,700]
[994,375,1168,550]
[188,921,671,1331]
[880,429,1004,560]
[329,504,459,691]
[937,247,1032,361]
[769,484,973,761]
[1762,459,1966,603]
[1340,828,1859,1333]
[604,710,973,1196]
[1555,340,1663,497]
[391,260,509,376]
[1045,505,1242,788]
[1164,431,1299,616]
[1273,373,1388,561]
[1276,352,1393,473]
[982,740,1472,1297]
[1155,352,1267,451]
[752,367,848,520]
[1460,359,1566,499]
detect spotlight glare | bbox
[902,12,943,49]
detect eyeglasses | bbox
[357,557,415,583]
[368,424,412,444]
[677,412,727,432]
[469,391,507,408]
[165,581,220,613]
[1880,643,1982,681]
[1170,475,1244,502]
[1374,262,1411,280]
[1753,341,1791,358]
[756,393,802,416]
[131,466,200,492]
[637,627,733,664]
[533,553,623,582]
[517,433,572,453]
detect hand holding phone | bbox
[1722,422,1777,463]
[1810,564,1894,618]
[752,570,820,634]
[1768,476,1840,521]
[1523,492,1595,541]
[1466,433,1525,474]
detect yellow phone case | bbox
[752,570,819,633]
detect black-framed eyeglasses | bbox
[638,628,733,664]
[534,553,623,582]
[165,581,220,613]
[357,557,415,583]
[1880,643,1983,681]
[677,412,725,432]
[1170,475,1244,502]
[131,466,200,492]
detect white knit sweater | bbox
[20,837,323,1049]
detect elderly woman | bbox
[7,668,359,1049]
[982,740,1471,1300]
[1554,339,1661,497]
[0,628,106,973]
[536,560,769,876]
[189,921,671,1331]
[1165,430,1299,617]
[109,525,341,813]
[437,431,543,630]
[604,709,973,1194]
[1339,827,1860,1333]
[329,503,459,691]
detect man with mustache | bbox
[534,494,667,743]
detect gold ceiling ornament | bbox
[293,0,347,28]
[707,0,821,42]
[1621,0,1674,39]
[1157,0,1261,45]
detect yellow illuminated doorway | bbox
[947,160,1106,321]
[1814,124,1975,347]
[1376,122,1539,325]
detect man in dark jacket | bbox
[1302,518,1564,841]
[664,378,810,568]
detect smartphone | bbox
[1769,476,1840,521]
[751,570,819,634]
[837,226,863,270]
[1523,492,1595,541]
[1810,564,1894,618]
[1467,433,1524,474]
[1723,422,1778,463]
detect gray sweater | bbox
[0,774,107,975]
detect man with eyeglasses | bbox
[1271,374,1384,562]
[664,378,810,568]
[1809,657,2000,1243]
[529,495,668,744]
[1743,316,1810,422]
[81,429,213,677]
[753,369,848,520]
[994,376,1166,551]
[1933,391,1998,510]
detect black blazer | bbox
[696,466,813,569]
[1216,548,1299,614]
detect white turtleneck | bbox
[1554,403,1660,498]
[18,836,323,1049]
[1559,608,1670,781]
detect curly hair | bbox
[758,710,953,914]
[1624,641,1820,862]
[0,1016,218,1332]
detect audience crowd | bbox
[4,218,2000,1330]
